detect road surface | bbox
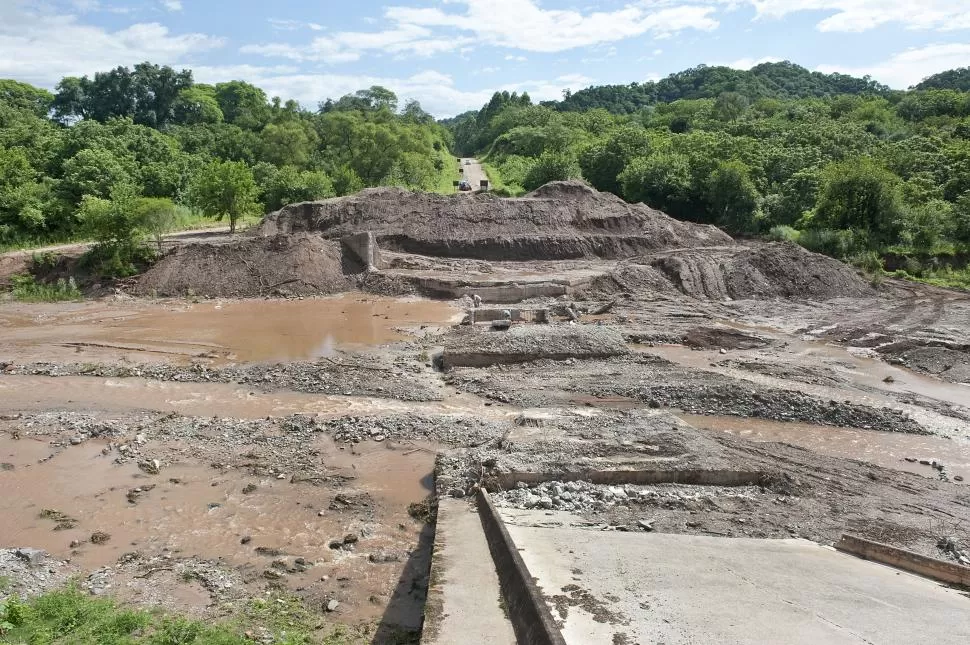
[459,158,489,192]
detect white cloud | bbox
[162,0,182,12]
[269,18,325,32]
[385,0,719,52]
[0,3,224,87]
[743,1,970,33]
[245,0,719,65]
[723,55,782,70]
[505,55,527,62]
[188,65,589,117]
[242,24,475,63]
[815,42,970,89]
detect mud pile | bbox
[135,235,354,297]
[258,181,732,261]
[594,242,873,300]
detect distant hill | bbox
[547,61,892,114]
[915,67,970,92]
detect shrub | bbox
[766,225,800,243]
[10,274,81,302]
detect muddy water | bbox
[0,375,507,420]
[0,432,436,623]
[0,295,460,364]
[680,414,970,483]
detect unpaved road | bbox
[460,157,488,190]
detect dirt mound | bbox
[258,181,732,261]
[134,235,355,297]
[603,242,872,300]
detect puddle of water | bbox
[679,414,970,483]
[0,295,460,364]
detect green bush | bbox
[10,274,81,302]
[766,225,800,243]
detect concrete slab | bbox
[423,499,515,645]
[501,509,970,644]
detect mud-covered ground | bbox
[2,184,970,642]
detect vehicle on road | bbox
[458,180,472,191]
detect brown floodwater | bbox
[0,295,461,364]
[0,431,436,624]
[680,414,970,483]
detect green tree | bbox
[172,86,224,124]
[134,197,178,253]
[59,147,133,204]
[79,182,146,276]
[187,160,259,233]
[215,81,270,130]
[260,166,335,210]
[812,158,903,244]
[705,160,761,233]
[579,126,653,195]
[522,152,582,191]
[260,120,318,168]
[619,153,694,217]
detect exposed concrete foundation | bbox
[340,231,382,271]
[835,533,970,587]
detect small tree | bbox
[78,182,145,276]
[188,160,259,233]
[135,197,178,253]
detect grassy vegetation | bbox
[0,205,260,255]
[480,161,525,197]
[0,587,368,645]
[434,149,461,194]
[9,274,81,302]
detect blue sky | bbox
[1,0,968,116]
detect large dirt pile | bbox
[135,235,355,297]
[258,181,732,261]
[595,242,873,300]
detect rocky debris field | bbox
[442,407,970,562]
[440,324,629,368]
[445,351,929,433]
[2,351,442,402]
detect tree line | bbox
[0,63,452,273]
[446,61,970,289]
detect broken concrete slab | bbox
[499,516,970,644]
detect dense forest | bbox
[0,62,453,270]
[447,62,970,288]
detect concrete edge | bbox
[835,533,970,588]
[476,488,567,645]
[421,503,447,643]
[492,469,767,490]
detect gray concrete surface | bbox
[424,498,515,645]
[501,509,970,644]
